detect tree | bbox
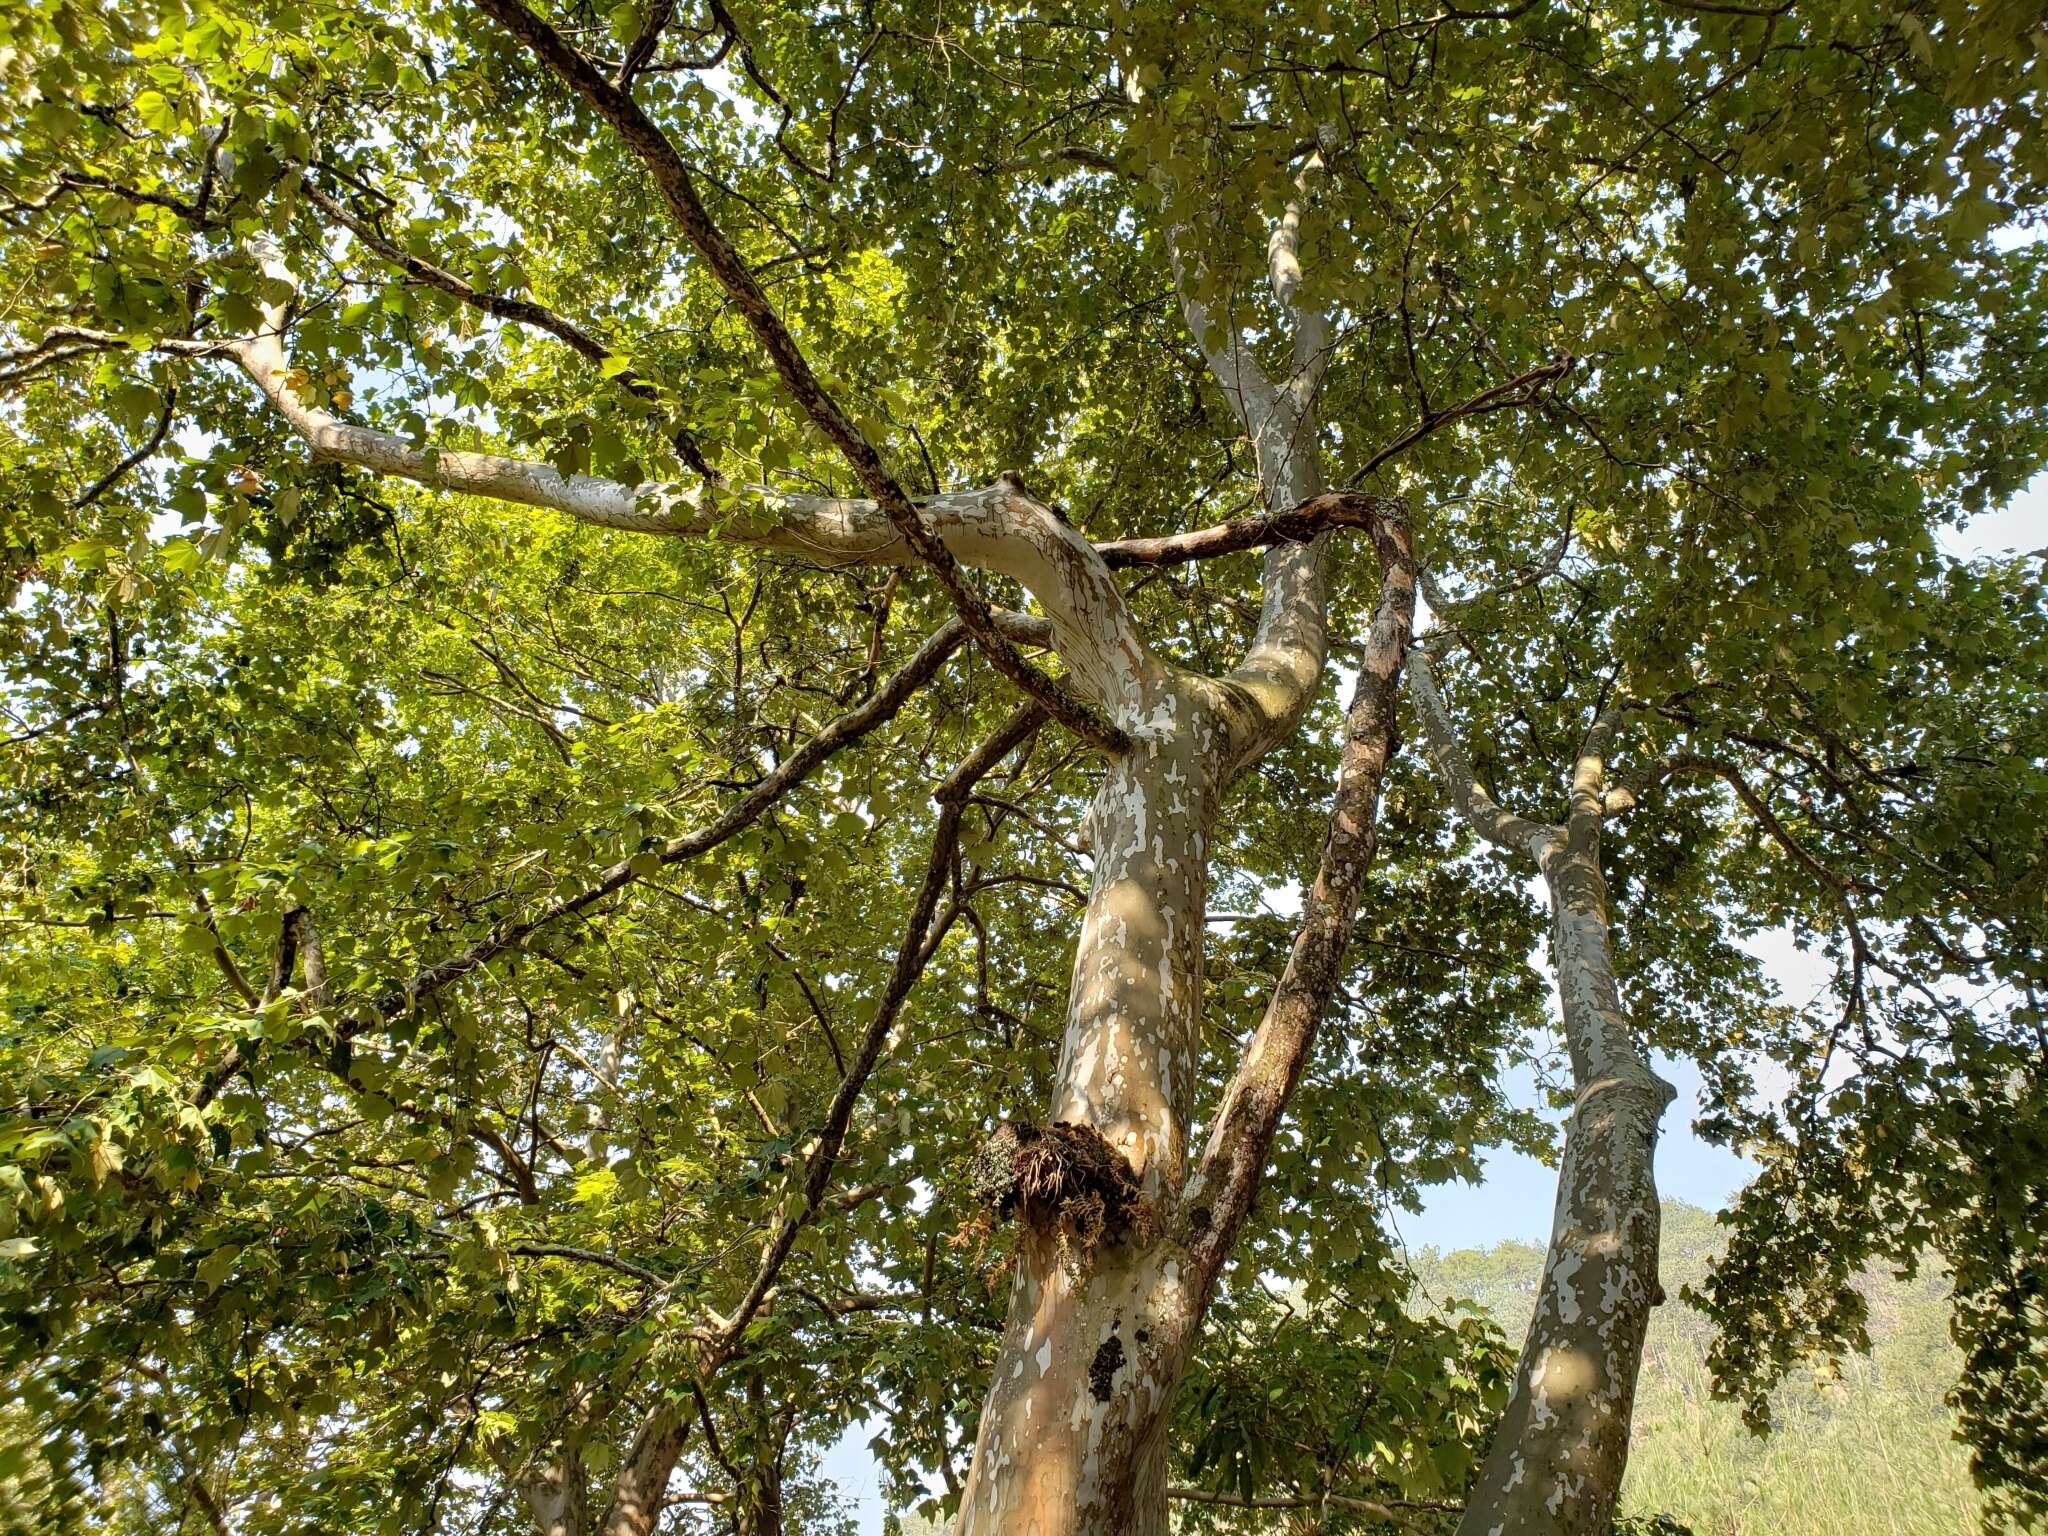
[2,0,2044,1532]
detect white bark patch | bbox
[1549,1246,1585,1326]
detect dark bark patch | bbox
[1088,1334,1126,1402]
[969,1120,1154,1271]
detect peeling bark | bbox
[954,511,1417,1536]
[945,131,1411,1536]
[496,1436,590,1536]
[598,1404,690,1536]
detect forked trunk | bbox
[950,497,1417,1536]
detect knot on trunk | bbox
[969,1120,1153,1269]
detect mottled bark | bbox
[947,139,1388,1536]
[499,1439,590,1536]
[1408,652,1676,1534]
[954,683,1218,1536]
[1184,512,1417,1291]
[954,513,1418,1536]
[598,1404,690,1536]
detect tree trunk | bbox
[1407,654,1678,1533]
[1453,821,1675,1535]
[515,1453,590,1536]
[598,1404,689,1536]
[954,682,1222,1536]
[950,505,1416,1536]
[733,1469,784,1536]
[732,1377,788,1536]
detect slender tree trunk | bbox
[1407,655,1677,1534]
[1454,842,1674,1536]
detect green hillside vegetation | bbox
[889,1201,1994,1536]
[1410,1202,1993,1536]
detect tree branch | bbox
[1343,356,1573,490]
[470,0,1129,752]
[1187,506,1416,1291]
[298,174,717,480]
[192,611,1005,1108]
[1164,155,1341,775]
[705,703,1044,1363]
[75,384,177,508]
[599,1399,691,1536]
[1097,490,1404,569]
[1404,642,1552,856]
[220,237,1150,735]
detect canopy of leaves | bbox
[1,0,2043,1528]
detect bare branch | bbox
[1343,356,1574,490]
[1404,643,1552,856]
[506,1242,670,1286]
[706,704,1045,1363]
[76,384,177,508]
[1097,490,1405,569]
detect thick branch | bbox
[1266,139,1333,408]
[1186,508,1416,1290]
[1165,165,1339,774]
[226,236,1150,732]
[600,1402,691,1536]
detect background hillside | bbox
[1410,1201,1992,1536]
[893,1201,1990,1534]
